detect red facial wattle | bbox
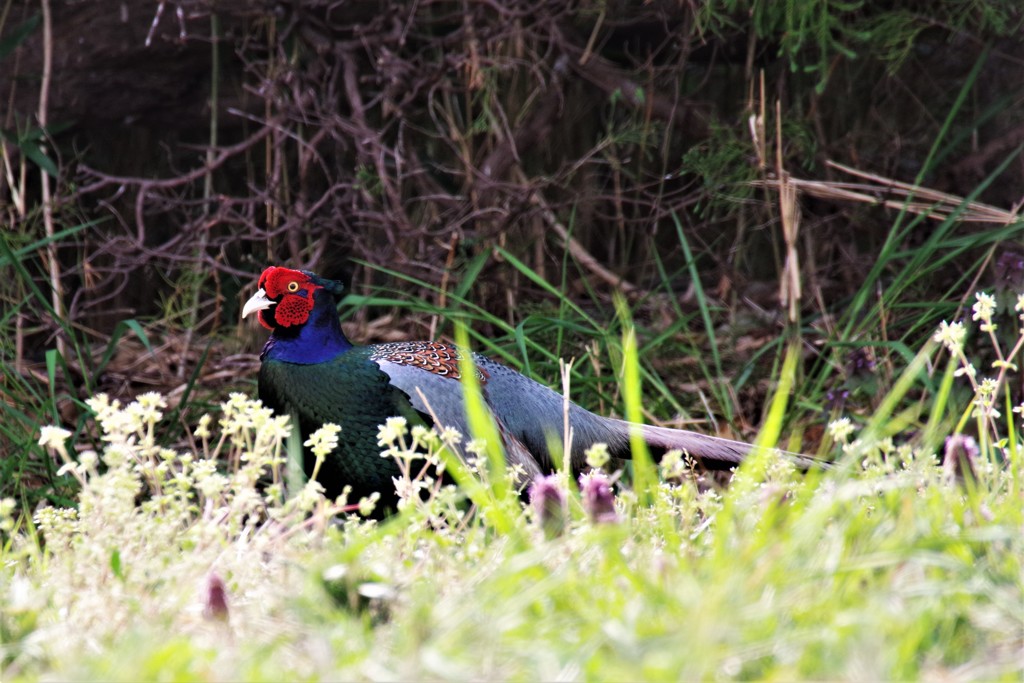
[256,267,320,329]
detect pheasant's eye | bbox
[287,281,300,293]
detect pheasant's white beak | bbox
[242,288,275,319]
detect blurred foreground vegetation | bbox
[2,298,1022,679]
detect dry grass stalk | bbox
[774,98,802,325]
[753,160,1020,225]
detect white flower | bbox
[79,450,99,471]
[933,320,966,354]
[304,423,342,458]
[827,417,856,442]
[224,392,251,411]
[439,426,463,445]
[135,392,166,417]
[124,393,165,434]
[971,291,996,324]
[38,425,71,451]
[0,497,15,532]
[56,461,81,478]
[194,413,213,439]
[334,484,353,508]
[85,393,122,423]
[257,414,292,443]
[465,439,488,456]
[195,468,228,500]
[506,462,528,484]
[841,438,866,457]
[220,393,263,436]
[411,424,440,450]
[896,443,916,464]
[358,492,380,516]
[971,398,1000,420]
[293,479,326,512]
[376,416,408,446]
[954,363,977,379]
[977,377,998,397]
[585,442,611,469]
[659,448,687,479]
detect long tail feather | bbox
[607,419,830,470]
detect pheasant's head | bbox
[242,266,344,331]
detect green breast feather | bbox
[258,348,424,501]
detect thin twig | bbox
[38,0,65,357]
[559,357,574,476]
[76,125,274,194]
[179,11,220,380]
[527,186,641,296]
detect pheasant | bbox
[242,266,766,507]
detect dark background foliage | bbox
[2,0,1022,502]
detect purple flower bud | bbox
[943,434,979,485]
[580,472,618,524]
[847,347,876,375]
[530,475,567,538]
[824,387,850,411]
[203,572,230,622]
[994,250,1024,289]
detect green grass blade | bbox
[615,296,657,506]
[0,13,40,60]
[860,340,939,450]
[671,211,733,421]
[453,323,521,539]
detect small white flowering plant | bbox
[933,291,1023,451]
[2,391,362,676]
[828,289,1023,473]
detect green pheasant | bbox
[243,266,769,508]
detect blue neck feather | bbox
[261,292,352,364]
